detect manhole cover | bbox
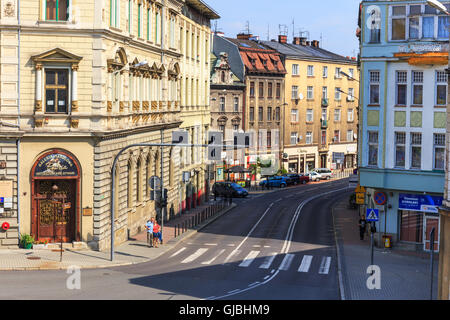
[51,249,64,252]
[26,256,41,260]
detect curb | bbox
[331,206,346,301]
[0,203,237,272]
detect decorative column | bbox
[71,64,79,112]
[35,63,43,112]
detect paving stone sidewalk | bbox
[333,194,439,300]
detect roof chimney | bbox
[237,33,252,40]
[293,37,301,45]
[306,41,311,46]
[278,35,287,44]
[299,37,307,46]
[311,40,319,48]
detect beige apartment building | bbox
[0,0,217,250]
[263,37,359,173]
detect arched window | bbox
[127,160,134,208]
[136,157,142,203]
[114,165,120,217]
[169,148,174,187]
[221,71,225,83]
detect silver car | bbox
[308,171,322,182]
[313,168,333,180]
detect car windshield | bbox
[231,183,242,188]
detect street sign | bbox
[356,193,365,205]
[366,208,379,222]
[172,130,189,145]
[355,185,366,193]
[374,192,387,206]
[149,176,161,190]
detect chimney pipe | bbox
[299,37,307,46]
[278,35,287,44]
[312,40,319,48]
[293,37,301,45]
[237,33,252,40]
[306,41,311,46]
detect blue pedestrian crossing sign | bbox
[366,208,379,222]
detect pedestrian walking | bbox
[359,215,367,240]
[145,218,154,247]
[152,219,162,248]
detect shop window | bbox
[400,210,423,243]
[45,69,69,113]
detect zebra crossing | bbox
[172,246,333,274]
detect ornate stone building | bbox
[0,0,217,250]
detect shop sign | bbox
[399,194,443,214]
[34,153,78,177]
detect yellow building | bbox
[0,0,217,250]
[263,37,359,173]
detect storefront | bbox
[306,154,316,172]
[398,193,442,251]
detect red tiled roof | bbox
[240,51,286,75]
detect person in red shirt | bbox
[152,219,162,248]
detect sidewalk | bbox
[0,200,236,271]
[333,195,439,300]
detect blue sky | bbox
[207,0,361,58]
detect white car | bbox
[308,171,322,182]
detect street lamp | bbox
[339,70,359,82]
[427,0,449,15]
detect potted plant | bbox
[33,239,48,249]
[20,234,34,249]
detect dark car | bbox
[298,174,310,184]
[283,174,301,185]
[212,182,249,198]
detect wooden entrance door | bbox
[35,180,76,243]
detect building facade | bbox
[0,0,217,250]
[263,36,359,174]
[359,1,446,251]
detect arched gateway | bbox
[31,150,81,243]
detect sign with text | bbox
[399,194,443,214]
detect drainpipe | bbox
[17,0,21,239]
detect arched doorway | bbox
[31,150,81,243]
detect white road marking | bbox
[319,256,332,274]
[263,275,270,280]
[259,252,277,269]
[239,251,260,267]
[201,249,225,265]
[170,247,186,258]
[204,243,218,246]
[227,244,235,247]
[181,248,208,264]
[222,250,241,264]
[278,254,295,271]
[228,289,240,294]
[248,281,260,287]
[298,255,313,273]
[252,245,261,248]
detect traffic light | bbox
[207,131,222,161]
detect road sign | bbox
[355,185,366,193]
[366,208,379,222]
[374,192,387,206]
[149,176,161,190]
[356,193,365,205]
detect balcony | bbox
[320,119,328,129]
[321,98,329,107]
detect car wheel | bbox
[280,183,286,188]
[326,176,330,180]
[302,180,306,184]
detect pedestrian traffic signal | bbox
[207,131,222,161]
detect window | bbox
[307,86,314,100]
[410,132,422,169]
[250,82,255,97]
[423,16,435,38]
[292,64,299,76]
[267,131,272,148]
[395,132,406,168]
[267,107,272,121]
[290,132,298,145]
[307,65,314,77]
[259,82,264,98]
[323,66,328,78]
[436,71,448,105]
[321,130,327,145]
[400,211,423,243]
[409,14,419,39]
[306,109,314,122]
[391,6,406,40]
[155,8,161,44]
[438,16,450,38]
[258,106,263,122]
[412,71,423,105]
[147,7,152,41]
[348,88,355,101]
[291,85,299,100]
[368,131,378,166]
[233,124,239,131]
[396,71,407,106]
[321,108,327,121]
[45,69,69,113]
[138,3,143,37]
[349,68,354,79]
[306,132,313,145]
[369,71,380,104]
[335,87,341,101]
[347,109,354,122]
[434,133,445,170]
[291,109,299,123]
[219,97,225,112]
[128,0,133,33]
[169,14,176,48]
[234,97,239,112]
[334,130,340,143]
[335,67,342,78]
[347,130,354,142]
[46,0,69,21]
[322,86,328,100]
[276,83,281,98]
[334,109,341,122]
[268,83,273,98]
[275,107,280,121]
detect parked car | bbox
[298,174,310,184]
[308,171,322,182]
[259,176,289,188]
[283,174,301,185]
[212,182,248,198]
[313,168,333,180]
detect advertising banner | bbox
[398,193,443,214]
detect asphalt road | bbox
[0,179,351,300]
